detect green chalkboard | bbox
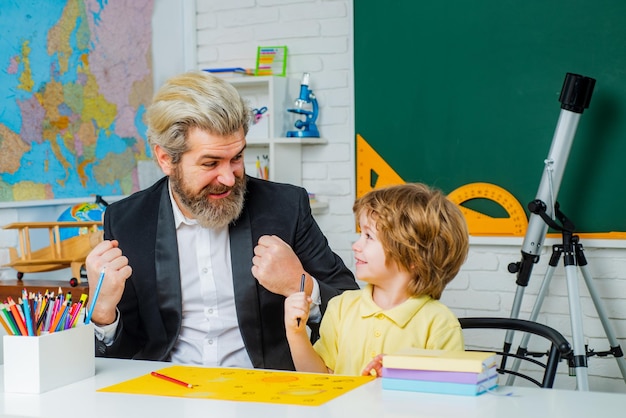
[355,1,626,233]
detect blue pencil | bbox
[54,304,70,332]
[21,290,34,336]
[85,267,106,324]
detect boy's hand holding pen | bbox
[297,274,306,327]
[283,274,311,333]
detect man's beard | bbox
[170,166,246,229]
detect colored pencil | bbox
[21,290,34,336]
[36,293,51,333]
[85,267,106,324]
[53,303,70,332]
[0,306,14,334]
[46,293,62,332]
[151,371,193,388]
[43,295,56,332]
[0,304,19,335]
[49,299,69,333]
[7,298,27,336]
[69,294,88,328]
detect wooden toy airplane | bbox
[2,221,103,287]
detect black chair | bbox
[458,317,573,388]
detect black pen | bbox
[297,274,305,326]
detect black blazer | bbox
[96,176,358,370]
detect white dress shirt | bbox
[168,199,252,366]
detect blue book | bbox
[382,374,498,396]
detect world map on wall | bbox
[0,0,154,202]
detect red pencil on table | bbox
[150,371,193,388]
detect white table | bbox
[1,358,625,417]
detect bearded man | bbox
[85,72,358,370]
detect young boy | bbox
[284,183,469,376]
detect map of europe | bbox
[0,0,154,202]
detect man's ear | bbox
[154,145,174,176]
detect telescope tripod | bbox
[506,204,626,390]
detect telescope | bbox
[507,73,595,292]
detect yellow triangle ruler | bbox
[356,134,404,198]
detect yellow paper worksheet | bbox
[98,365,374,406]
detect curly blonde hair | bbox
[353,183,469,299]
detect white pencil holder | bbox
[3,323,95,393]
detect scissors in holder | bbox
[252,106,268,123]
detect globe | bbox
[57,202,105,240]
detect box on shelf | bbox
[3,323,95,393]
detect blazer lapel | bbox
[230,207,263,368]
[154,181,182,357]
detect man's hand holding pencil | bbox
[84,239,133,326]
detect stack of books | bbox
[381,348,498,396]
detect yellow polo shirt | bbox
[313,284,464,375]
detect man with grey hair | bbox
[85,71,358,370]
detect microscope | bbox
[286,72,320,138]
